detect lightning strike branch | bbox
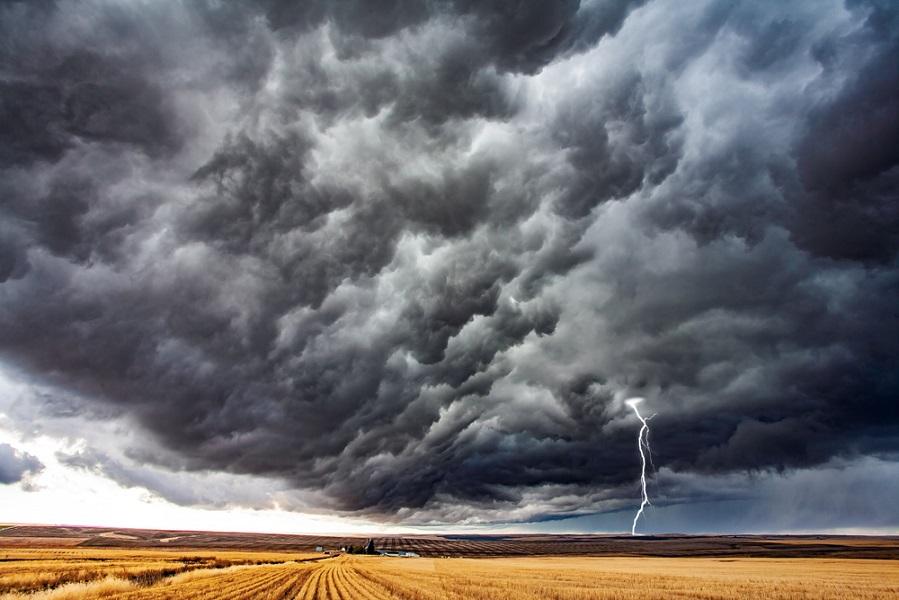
[626,398,652,536]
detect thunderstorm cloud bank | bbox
[1,0,897,528]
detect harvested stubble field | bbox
[0,547,320,598]
[2,549,898,600]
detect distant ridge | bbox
[2,524,897,559]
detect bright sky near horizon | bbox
[0,389,374,535]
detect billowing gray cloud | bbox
[0,0,897,527]
[0,443,44,485]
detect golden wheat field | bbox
[2,546,898,600]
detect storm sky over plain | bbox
[1,0,897,533]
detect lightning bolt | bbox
[626,397,652,536]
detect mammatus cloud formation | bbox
[0,0,897,526]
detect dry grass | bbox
[0,577,136,600]
[0,548,318,596]
[1,549,897,599]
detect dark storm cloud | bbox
[0,0,897,525]
[0,443,44,485]
[790,0,899,263]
